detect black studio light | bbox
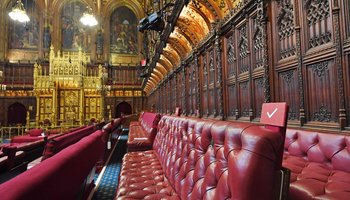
[138,11,164,33]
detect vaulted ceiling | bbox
[144,0,240,94]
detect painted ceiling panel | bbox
[163,47,181,67]
[144,0,239,94]
[155,63,168,75]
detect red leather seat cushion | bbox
[283,129,350,200]
[28,129,43,137]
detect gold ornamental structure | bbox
[33,46,106,126]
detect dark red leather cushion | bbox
[0,130,104,200]
[283,129,350,200]
[127,112,161,152]
[28,129,43,137]
[118,115,285,200]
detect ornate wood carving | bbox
[227,84,237,117]
[257,0,270,103]
[174,72,177,108]
[277,0,296,59]
[209,53,214,84]
[311,61,328,77]
[313,106,332,122]
[332,3,346,129]
[306,0,332,48]
[281,70,294,84]
[227,35,236,77]
[294,0,305,125]
[238,25,249,74]
[215,32,223,118]
[278,68,299,121]
[203,54,208,87]
[182,64,187,115]
[202,54,209,116]
[195,52,201,117]
[254,77,264,117]
[239,81,250,118]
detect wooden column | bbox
[294,0,306,126]
[332,0,346,129]
[215,30,224,119]
[194,51,201,117]
[182,62,187,115]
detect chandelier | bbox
[80,6,97,27]
[8,0,30,23]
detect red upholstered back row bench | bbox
[283,129,350,200]
[116,115,287,199]
[0,130,105,200]
[0,126,90,173]
[127,112,161,151]
[41,125,96,161]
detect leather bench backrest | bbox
[153,116,285,200]
[0,130,104,200]
[140,112,161,141]
[285,129,350,172]
[42,125,95,160]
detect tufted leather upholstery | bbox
[283,129,350,200]
[127,112,161,151]
[116,115,286,199]
[129,111,144,126]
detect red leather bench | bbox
[283,129,350,200]
[0,138,47,173]
[10,129,44,144]
[0,126,97,174]
[0,130,105,200]
[116,115,287,199]
[127,112,161,152]
[129,111,144,126]
[41,125,96,161]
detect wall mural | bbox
[61,1,91,51]
[110,6,138,54]
[9,0,39,50]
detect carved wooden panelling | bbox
[162,84,166,113]
[107,67,141,86]
[171,76,176,112]
[177,71,182,108]
[203,53,208,87]
[345,0,350,39]
[167,81,171,113]
[252,15,264,69]
[276,0,296,59]
[238,23,250,74]
[239,81,250,118]
[184,65,190,115]
[188,63,197,115]
[305,0,332,49]
[208,88,215,116]
[226,34,236,77]
[209,51,215,84]
[201,54,209,116]
[305,60,338,122]
[163,84,167,113]
[278,69,299,120]
[253,77,264,118]
[227,83,238,118]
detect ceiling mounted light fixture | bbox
[80,6,98,27]
[9,0,30,23]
